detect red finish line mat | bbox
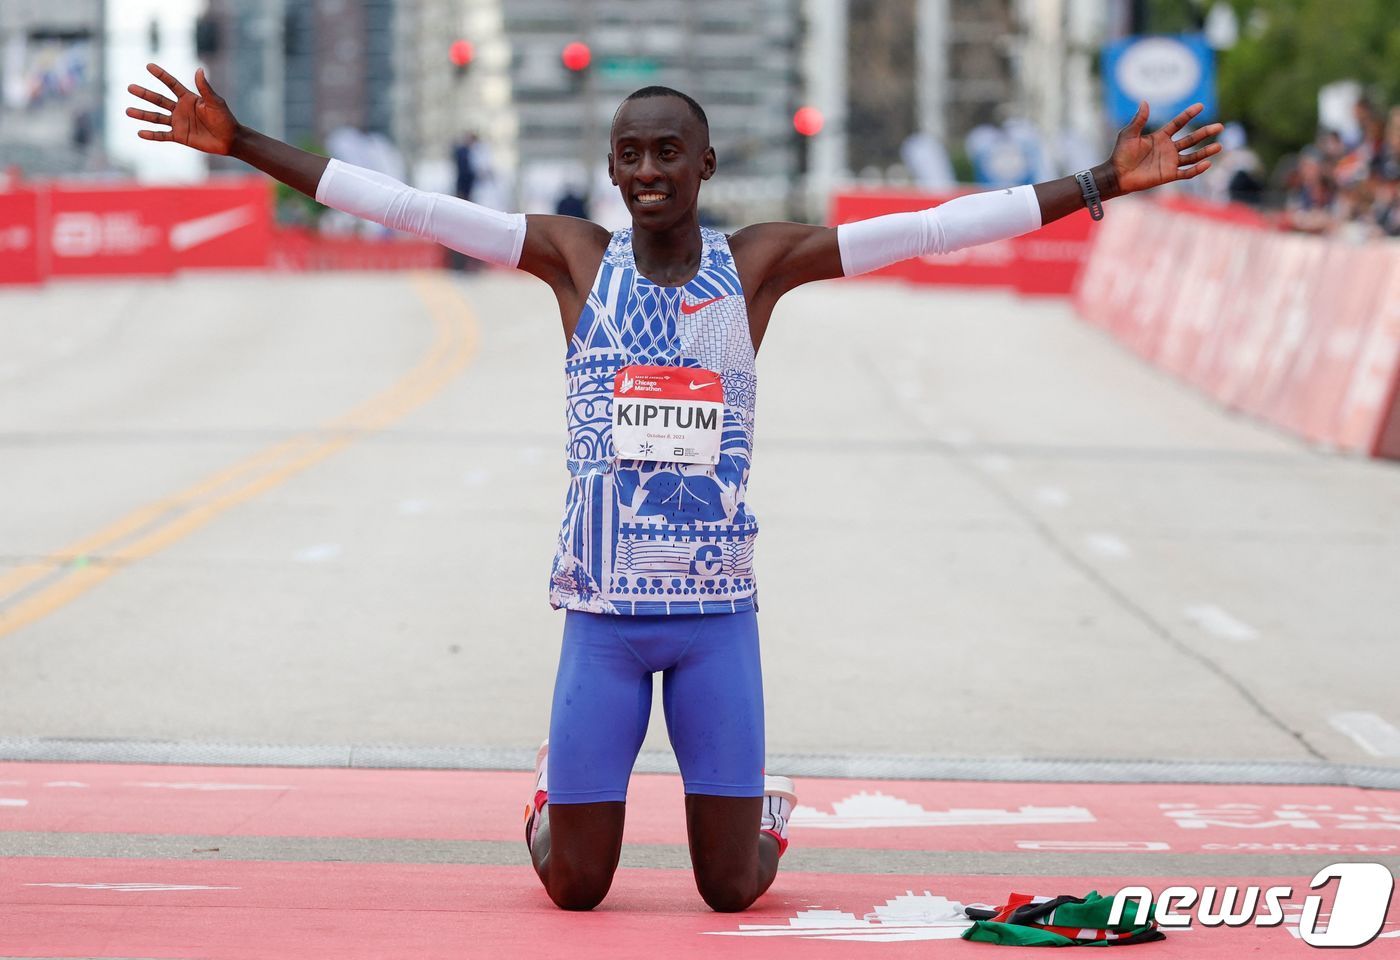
[4,859,1397,960]
[2,762,1397,855]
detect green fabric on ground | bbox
[1048,890,1153,932]
[962,921,1078,946]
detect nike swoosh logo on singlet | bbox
[680,295,727,315]
[688,380,719,390]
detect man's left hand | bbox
[1106,101,1224,197]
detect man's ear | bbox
[701,146,717,181]
[607,152,616,185]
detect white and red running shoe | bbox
[523,739,549,852]
[760,774,796,856]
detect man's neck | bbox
[630,214,702,287]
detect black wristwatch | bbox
[1075,169,1104,221]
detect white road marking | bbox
[1,798,28,807]
[1329,712,1400,758]
[1084,533,1132,559]
[295,543,342,563]
[397,498,430,515]
[792,792,1093,829]
[1016,840,1170,852]
[125,781,292,791]
[1184,604,1259,642]
[1034,485,1070,507]
[43,781,88,788]
[26,890,240,895]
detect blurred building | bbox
[200,0,513,187]
[0,0,105,175]
[501,0,802,217]
[838,0,1108,182]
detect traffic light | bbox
[450,39,474,79]
[793,106,824,137]
[562,41,591,92]
[561,41,591,72]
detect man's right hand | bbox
[127,63,236,155]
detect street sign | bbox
[1102,33,1216,128]
[599,57,659,82]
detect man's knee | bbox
[695,871,757,913]
[547,859,617,911]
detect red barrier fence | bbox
[1074,199,1400,461]
[0,180,444,283]
[0,189,43,284]
[829,188,1095,295]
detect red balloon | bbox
[449,39,474,67]
[793,106,824,137]
[562,41,591,72]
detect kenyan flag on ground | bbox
[962,890,1165,946]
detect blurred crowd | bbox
[1278,99,1400,239]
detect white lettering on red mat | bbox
[52,212,161,258]
[1161,802,1400,830]
[792,791,1094,829]
[707,891,973,942]
[0,798,28,807]
[613,364,723,464]
[26,882,238,892]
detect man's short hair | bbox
[614,86,709,136]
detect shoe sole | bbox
[763,774,796,805]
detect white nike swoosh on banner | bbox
[688,380,718,390]
[169,206,257,252]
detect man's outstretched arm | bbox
[735,100,1223,300]
[126,63,604,289]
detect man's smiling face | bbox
[608,95,716,230]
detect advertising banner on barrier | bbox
[162,179,273,270]
[830,189,1092,294]
[45,183,177,277]
[0,189,44,284]
[1073,199,1400,461]
[1,179,274,282]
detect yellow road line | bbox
[0,272,479,638]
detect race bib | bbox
[612,364,724,464]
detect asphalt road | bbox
[2,269,1397,774]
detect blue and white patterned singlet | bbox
[549,227,758,615]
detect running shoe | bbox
[523,739,548,851]
[760,774,796,856]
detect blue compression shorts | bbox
[547,610,765,804]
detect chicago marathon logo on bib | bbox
[613,364,724,465]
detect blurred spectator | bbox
[454,132,478,204]
[555,184,588,219]
[1283,147,1335,234]
[1271,97,1400,239]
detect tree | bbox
[1212,0,1400,168]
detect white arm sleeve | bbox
[836,184,1042,277]
[314,158,527,268]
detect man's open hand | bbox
[126,63,237,156]
[1107,101,1223,196]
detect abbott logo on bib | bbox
[613,364,724,464]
